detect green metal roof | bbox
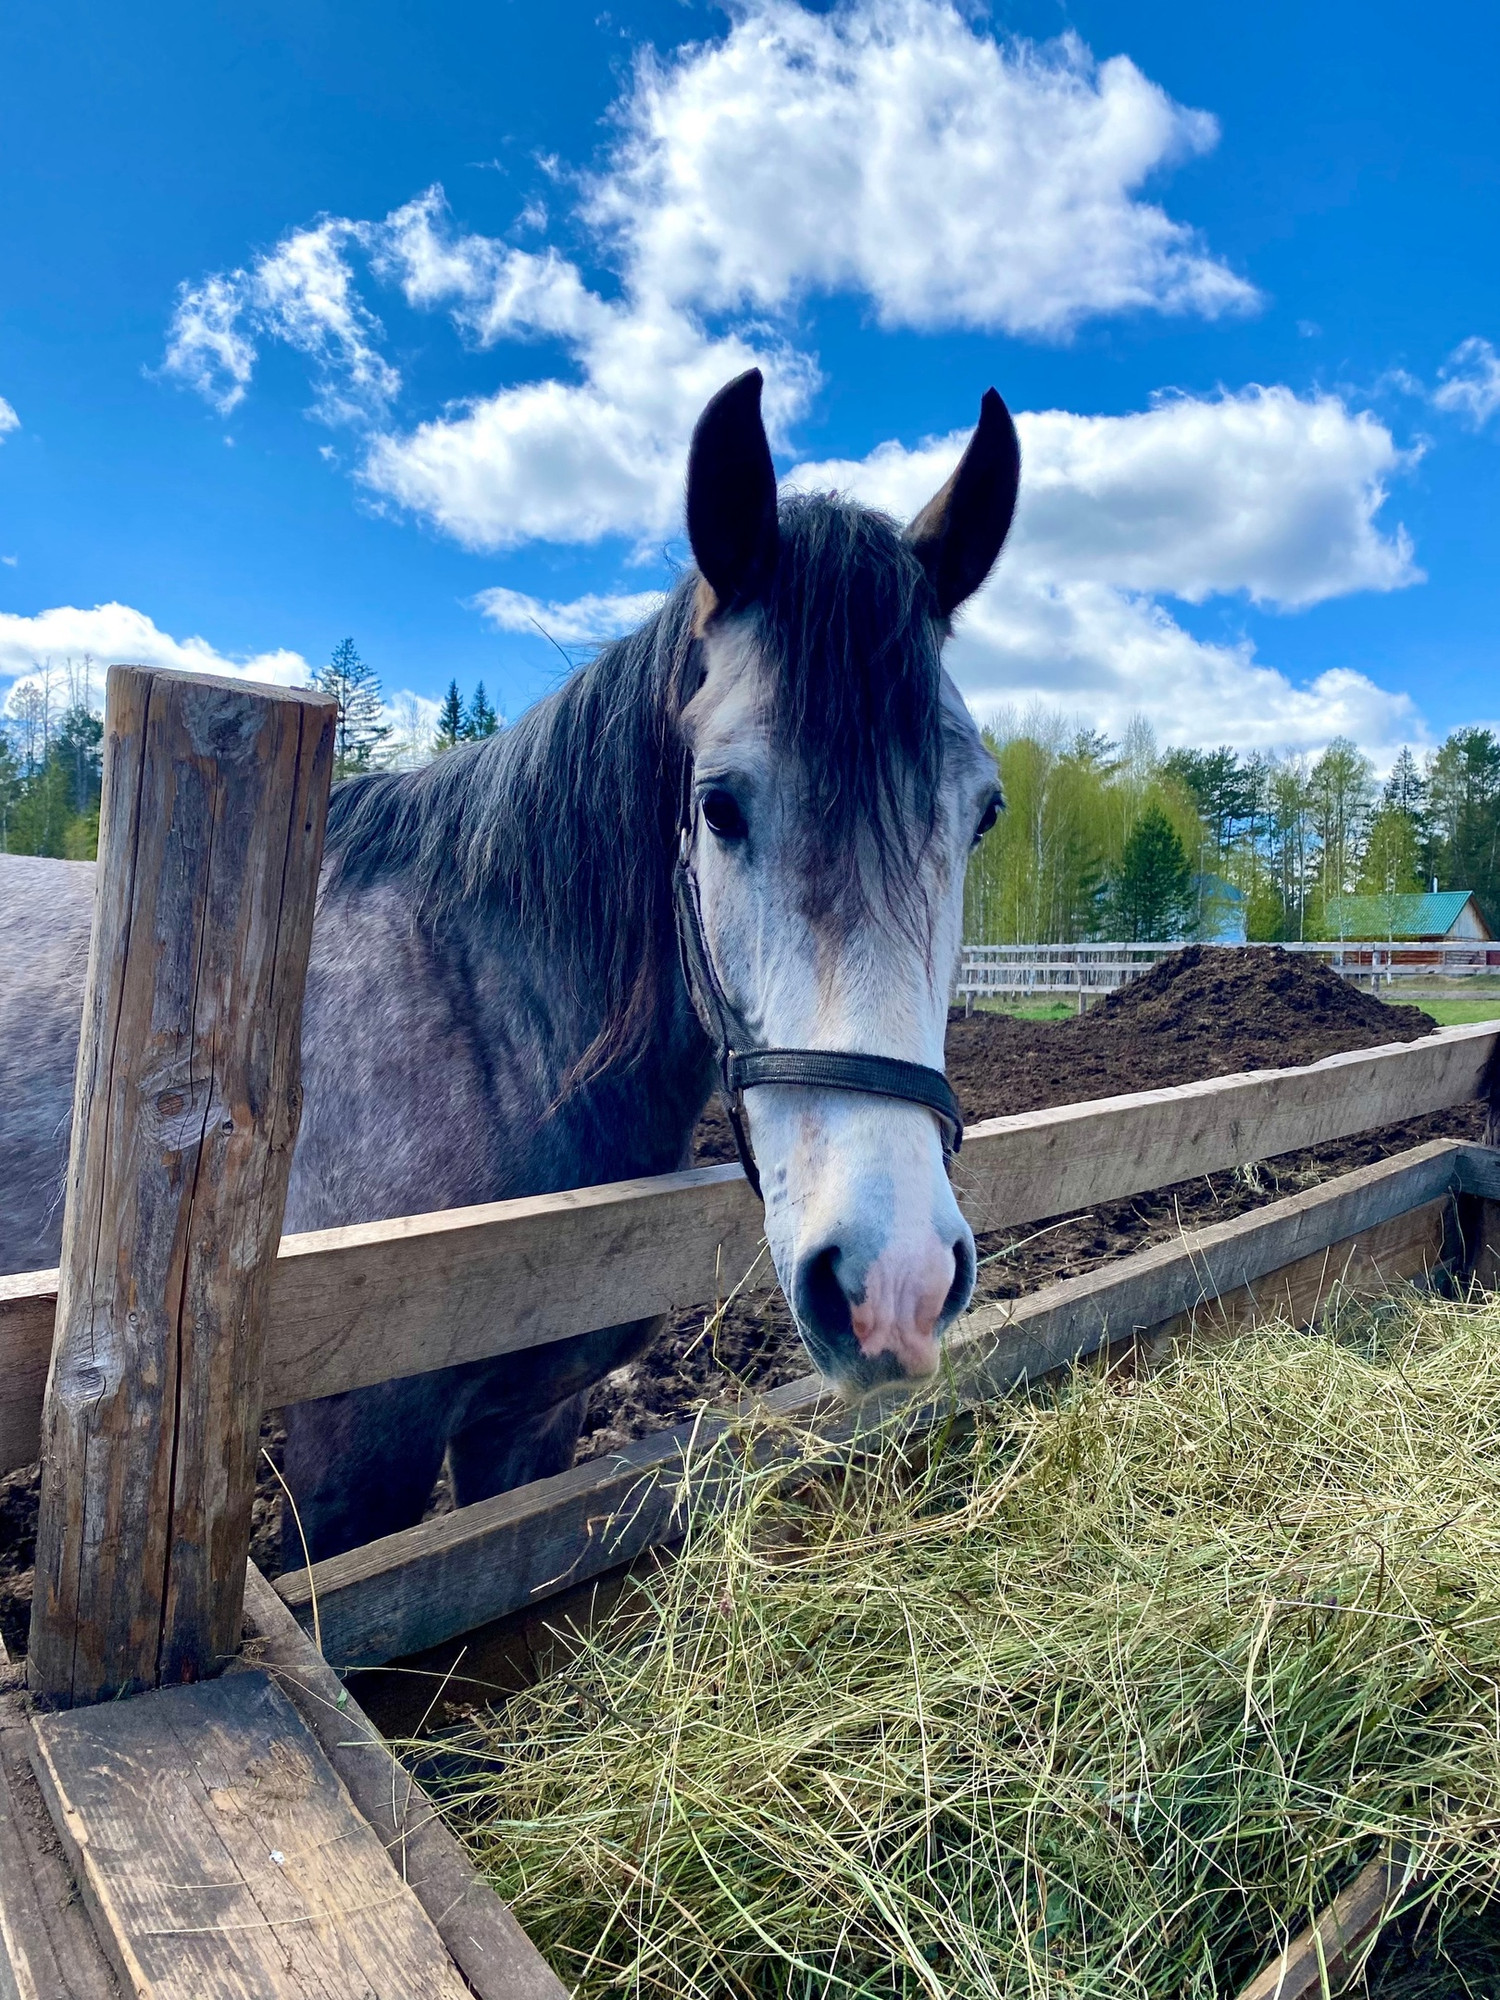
[1323,891,1481,938]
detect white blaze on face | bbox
[681,624,996,1393]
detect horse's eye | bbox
[701,789,748,841]
[973,794,1001,846]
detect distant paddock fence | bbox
[956,939,1500,1008]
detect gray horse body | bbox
[0,590,715,1562]
[1,371,1021,1569]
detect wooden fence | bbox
[6,664,1500,1999]
[957,938,1500,1002]
[4,1017,1497,1483]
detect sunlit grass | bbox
[1389,996,1500,1027]
[434,1293,1500,1997]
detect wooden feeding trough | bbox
[2,664,1498,1996]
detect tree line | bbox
[964,711,1500,945]
[6,659,1497,948]
[0,643,505,858]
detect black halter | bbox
[672,823,964,1201]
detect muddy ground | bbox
[0,946,1485,1644]
[575,945,1477,1458]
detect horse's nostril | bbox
[946,1235,975,1320]
[796,1244,854,1345]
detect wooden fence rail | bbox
[1,1020,1496,1479]
[277,1139,1500,1667]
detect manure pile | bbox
[444,1291,1500,1999]
[583,946,1470,1458]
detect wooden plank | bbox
[239,1565,567,2000]
[29,1668,470,1999]
[1144,1198,1447,1356]
[276,1141,1473,1667]
[1235,1858,1406,2000]
[1,1023,1492,1470]
[28,667,335,1706]
[0,1271,56,1490]
[0,1691,120,2000]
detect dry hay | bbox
[433,1289,1500,1997]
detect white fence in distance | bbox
[956,938,1500,1006]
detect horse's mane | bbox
[322,494,944,1092]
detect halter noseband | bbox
[672,823,964,1201]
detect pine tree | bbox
[1108,806,1194,941]
[464,682,499,740]
[317,638,392,778]
[434,680,465,754]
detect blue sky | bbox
[2,0,1497,763]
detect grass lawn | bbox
[1388,996,1500,1026]
[968,998,1077,1021]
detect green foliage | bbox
[1427,727,1500,923]
[1107,804,1195,940]
[434,679,465,753]
[966,717,1500,946]
[432,678,502,754]
[465,681,500,739]
[964,715,1207,944]
[317,637,392,778]
[0,692,104,858]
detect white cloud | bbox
[163,220,399,424]
[790,387,1418,611]
[361,313,814,550]
[591,3,1255,337]
[946,580,1426,762]
[0,604,314,695]
[784,388,1423,757]
[475,585,667,645]
[0,397,18,440]
[163,2,1255,544]
[1432,336,1500,429]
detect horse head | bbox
[677,370,1019,1394]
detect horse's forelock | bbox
[319,494,946,1093]
[753,494,946,925]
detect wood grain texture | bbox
[240,1565,568,2000]
[0,1691,120,2000]
[28,667,336,1706]
[1235,1858,1406,2000]
[30,1668,470,1999]
[2,1024,1493,1472]
[277,1140,1478,1667]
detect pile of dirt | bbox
[576,947,1459,1460]
[941,942,1433,1122]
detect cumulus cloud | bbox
[591,3,1254,337]
[0,603,314,693]
[1432,336,1500,429]
[944,582,1426,762]
[785,392,1422,756]
[163,2,1255,544]
[474,585,668,645]
[0,396,19,439]
[790,387,1419,612]
[0,605,438,763]
[163,220,399,423]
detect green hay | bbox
[433,1292,1500,1997]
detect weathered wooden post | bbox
[28,665,335,1706]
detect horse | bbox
[0,370,1019,1565]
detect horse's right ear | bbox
[906,388,1021,620]
[686,369,780,612]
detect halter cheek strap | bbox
[672,830,964,1202]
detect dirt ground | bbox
[0,946,1483,1646]
[574,945,1475,1458]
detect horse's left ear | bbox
[686,369,780,612]
[906,388,1020,620]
